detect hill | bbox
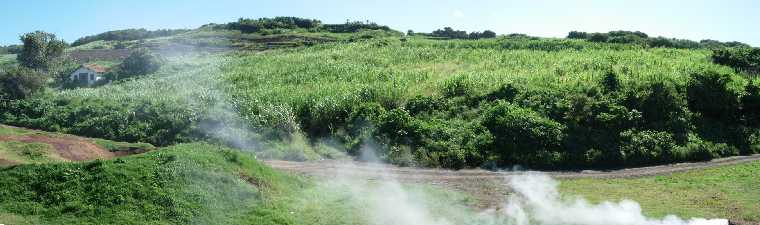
[2,17,760,170]
[0,142,354,225]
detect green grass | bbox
[0,125,36,136]
[0,143,352,225]
[0,141,63,164]
[561,161,760,222]
[91,139,155,152]
[0,54,16,68]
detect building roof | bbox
[82,64,108,73]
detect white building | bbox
[69,64,106,85]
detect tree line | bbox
[567,30,750,49]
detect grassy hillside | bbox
[562,160,760,222]
[0,143,349,225]
[2,21,759,169]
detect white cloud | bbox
[452,10,465,18]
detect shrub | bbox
[322,21,390,33]
[619,129,676,165]
[117,49,163,79]
[626,82,690,141]
[711,47,760,73]
[676,134,739,161]
[686,69,742,120]
[567,31,588,39]
[0,67,46,100]
[742,81,760,126]
[228,17,322,33]
[482,101,565,165]
[588,33,609,42]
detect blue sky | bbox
[1,0,759,46]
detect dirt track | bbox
[265,154,760,209]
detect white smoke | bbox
[320,145,729,225]
[502,173,728,225]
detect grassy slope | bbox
[561,161,760,222]
[0,143,368,225]
[0,125,154,165]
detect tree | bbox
[117,49,163,79]
[481,30,497,38]
[0,66,46,100]
[17,31,66,70]
[567,31,588,39]
[588,33,609,42]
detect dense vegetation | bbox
[0,143,360,225]
[2,19,760,169]
[567,30,750,49]
[222,17,394,35]
[428,27,497,39]
[711,46,760,73]
[0,45,21,54]
[71,28,191,47]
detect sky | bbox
[1,0,759,46]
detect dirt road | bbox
[265,154,760,209]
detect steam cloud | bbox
[503,173,728,225]
[324,147,729,225]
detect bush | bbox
[482,101,565,165]
[323,21,391,33]
[567,31,588,39]
[711,47,760,73]
[686,69,743,120]
[626,82,690,141]
[619,129,676,165]
[0,67,46,100]
[588,33,609,42]
[228,17,322,33]
[676,134,739,161]
[742,81,760,126]
[117,49,163,79]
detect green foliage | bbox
[686,69,743,120]
[430,27,497,40]
[0,66,46,100]
[3,32,758,169]
[566,31,588,39]
[711,47,760,73]
[227,17,322,33]
[117,49,163,79]
[742,80,760,126]
[71,28,190,47]
[619,129,676,166]
[482,102,565,166]
[588,33,609,42]
[0,45,22,54]
[16,31,66,70]
[0,143,325,225]
[322,21,391,33]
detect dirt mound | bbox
[0,134,113,161]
